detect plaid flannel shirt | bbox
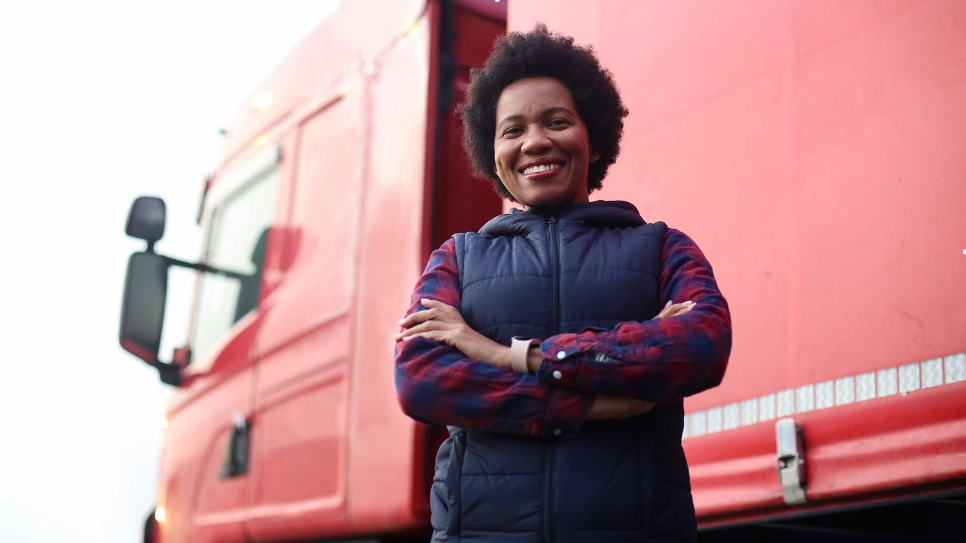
[394,226,731,438]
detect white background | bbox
[0,1,339,541]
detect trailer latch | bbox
[775,418,807,505]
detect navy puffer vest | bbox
[431,201,696,543]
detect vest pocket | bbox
[554,422,647,534]
[458,430,545,536]
[648,436,697,541]
[431,432,463,538]
[430,481,451,535]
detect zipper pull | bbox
[548,216,557,225]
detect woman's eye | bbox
[502,127,522,136]
[548,119,569,128]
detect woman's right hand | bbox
[585,394,656,419]
[584,300,694,420]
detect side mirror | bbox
[126,197,166,249]
[120,251,181,385]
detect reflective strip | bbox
[946,353,966,383]
[835,376,854,406]
[815,381,834,410]
[707,407,722,434]
[856,372,876,401]
[759,393,776,422]
[741,399,758,426]
[878,368,898,397]
[922,358,943,388]
[683,352,966,440]
[724,403,740,430]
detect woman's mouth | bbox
[522,163,563,175]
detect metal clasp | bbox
[775,418,807,505]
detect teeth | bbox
[523,163,561,175]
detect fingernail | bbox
[421,298,431,304]
[665,300,672,308]
[685,301,693,305]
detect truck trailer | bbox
[120,1,966,541]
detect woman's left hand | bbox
[395,299,512,369]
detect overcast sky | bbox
[0,1,340,541]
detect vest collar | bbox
[480,200,646,236]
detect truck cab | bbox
[121,1,505,541]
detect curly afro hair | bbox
[457,24,629,201]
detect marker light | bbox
[155,507,166,522]
[252,92,273,111]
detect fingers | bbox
[420,298,460,317]
[396,328,445,343]
[397,299,460,329]
[394,319,451,341]
[654,300,695,320]
[670,303,694,317]
[398,310,433,329]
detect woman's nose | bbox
[521,127,552,154]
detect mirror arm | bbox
[161,255,250,281]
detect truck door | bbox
[246,91,362,541]
[158,145,280,543]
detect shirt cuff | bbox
[535,333,582,388]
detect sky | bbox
[0,1,340,541]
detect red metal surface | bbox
[157,313,259,543]
[688,381,966,527]
[156,1,436,541]
[245,92,361,540]
[344,9,437,534]
[431,7,505,248]
[455,0,507,22]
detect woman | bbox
[395,25,731,543]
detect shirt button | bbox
[556,351,567,359]
[553,428,563,436]
[552,370,562,380]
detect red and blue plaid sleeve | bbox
[394,239,594,438]
[536,227,731,402]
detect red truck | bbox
[120,1,966,542]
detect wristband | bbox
[510,337,538,375]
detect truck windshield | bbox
[192,168,277,362]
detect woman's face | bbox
[493,77,599,207]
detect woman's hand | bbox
[395,299,512,369]
[585,394,656,419]
[655,299,695,320]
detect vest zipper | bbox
[543,444,555,543]
[544,215,560,543]
[548,216,559,337]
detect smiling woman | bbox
[394,24,732,543]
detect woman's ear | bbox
[590,152,601,163]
